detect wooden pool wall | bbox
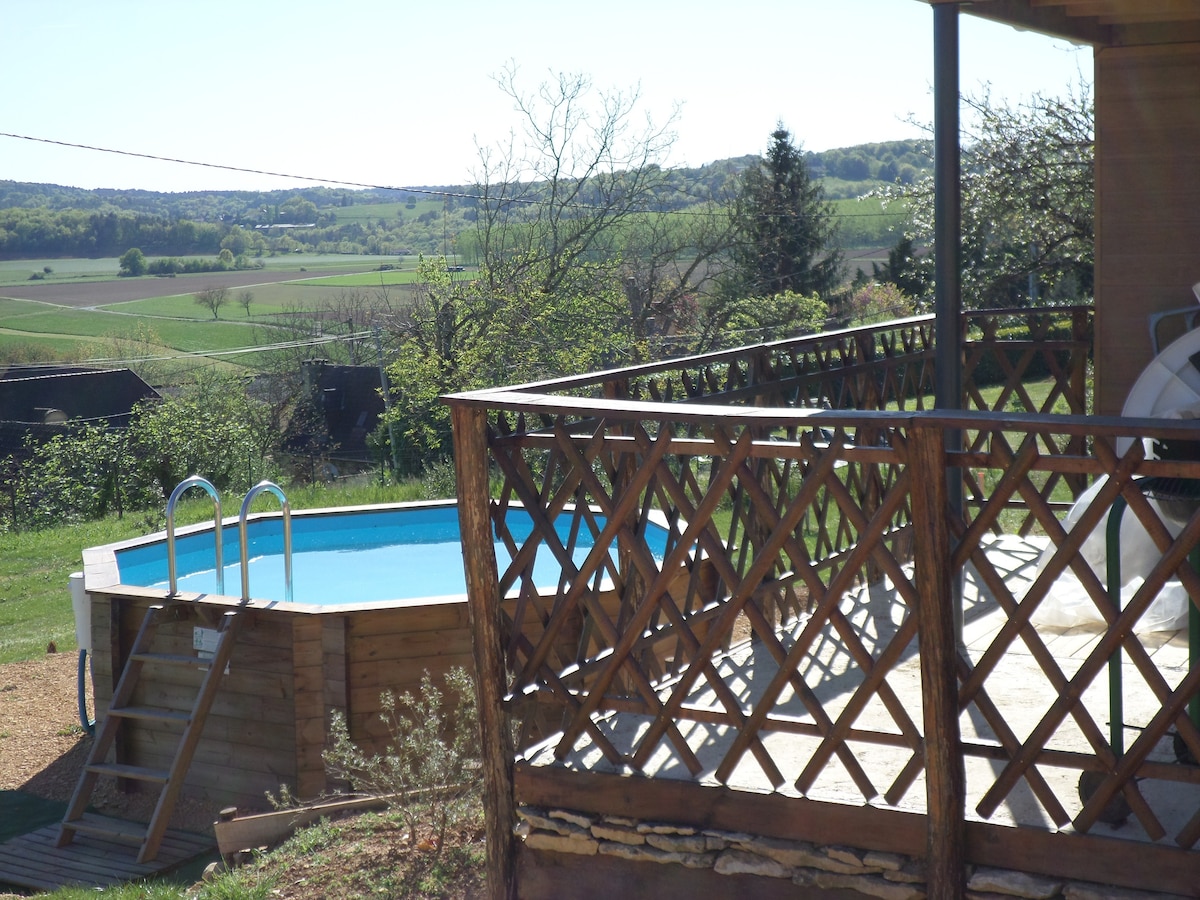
[83,561,705,812]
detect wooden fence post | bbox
[909,419,966,899]
[451,403,516,900]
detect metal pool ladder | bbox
[161,476,294,603]
[166,474,224,596]
[239,480,293,603]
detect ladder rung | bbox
[61,813,149,845]
[85,762,170,784]
[130,651,211,668]
[57,599,242,864]
[108,705,191,725]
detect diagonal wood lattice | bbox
[449,304,1199,894]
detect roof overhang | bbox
[918,1,1200,47]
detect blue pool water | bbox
[114,504,668,606]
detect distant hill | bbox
[0,141,930,260]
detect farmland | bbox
[0,254,426,368]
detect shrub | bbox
[322,668,483,854]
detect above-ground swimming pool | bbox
[109,501,668,607]
[81,500,680,809]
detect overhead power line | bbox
[0,131,912,221]
[0,132,484,203]
[6,330,375,371]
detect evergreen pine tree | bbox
[730,125,843,299]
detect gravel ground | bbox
[0,651,221,834]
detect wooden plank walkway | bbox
[0,814,213,892]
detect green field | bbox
[0,331,106,359]
[0,257,122,287]
[0,254,423,362]
[301,269,428,287]
[830,194,907,248]
[106,277,421,321]
[0,253,411,288]
[0,298,268,349]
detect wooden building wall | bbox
[1094,42,1200,415]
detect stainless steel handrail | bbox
[166,475,223,596]
[238,480,292,603]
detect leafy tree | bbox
[889,82,1094,308]
[220,226,250,257]
[279,195,319,224]
[872,235,933,302]
[128,372,278,498]
[118,247,147,277]
[728,125,843,301]
[702,290,828,349]
[842,281,916,327]
[380,256,627,468]
[194,286,229,319]
[378,67,739,472]
[6,423,156,529]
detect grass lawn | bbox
[108,280,418,321]
[0,331,108,358]
[0,481,435,666]
[0,517,155,664]
[0,258,122,287]
[301,269,428,287]
[332,200,443,223]
[0,301,264,347]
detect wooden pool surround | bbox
[81,517,703,812]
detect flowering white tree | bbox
[887,82,1094,309]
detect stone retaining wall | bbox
[515,805,1187,900]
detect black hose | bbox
[77,649,95,736]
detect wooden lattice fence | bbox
[448,307,1200,898]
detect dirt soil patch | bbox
[0,650,221,835]
[1,267,374,308]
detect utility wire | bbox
[0,132,504,204]
[0,130,913,220]
[4,330,374,371]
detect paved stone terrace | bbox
[525,536,1197,842]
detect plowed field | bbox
[2,267,373,308]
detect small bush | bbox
[323,667,482,854]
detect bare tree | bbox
[473,62,681,297]
[469,62,734,362]
[195,286,230,319]
[238,290,254,316]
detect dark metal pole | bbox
[930,15,966,896]
[933,2,965,650]
[934,7,961,411]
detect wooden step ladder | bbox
[57,603,240,864]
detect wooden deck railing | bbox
[448,306,1198,898]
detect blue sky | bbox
[1,1,1091,193]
